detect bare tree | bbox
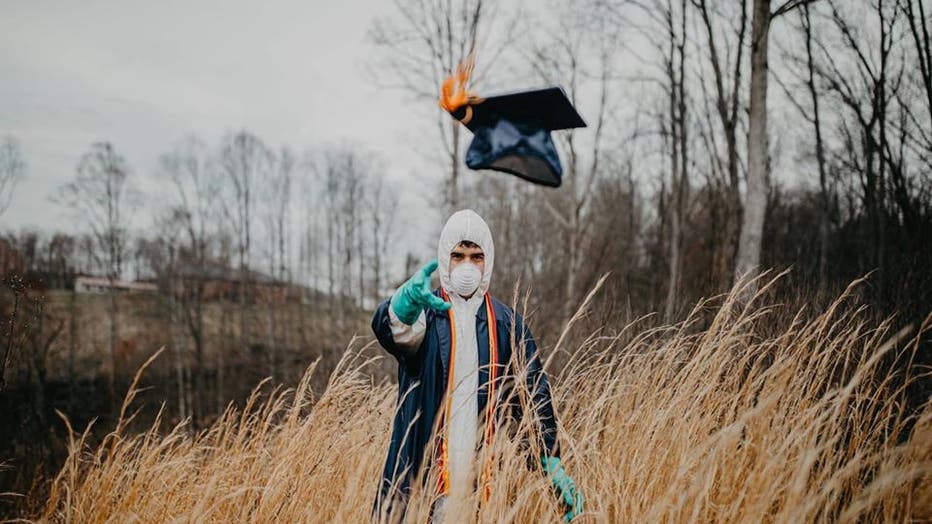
[321,151,339,338]
[336,150,363,325]
[159,136,220,425]
[262,147,294,380]
[526,4,614,324]
[368,0,520,213]
[297,152,322,301]
[734,0,773,285]
[0,274,25,392]
[896,0,932,222]
[367,170,400,304]
[312,146,395,330]
[900,0,931,137]
[693,0,749,283]
[54,142,136,397]
[219,131,272,365]
[812,0,905,276]
[802,4,831,283]
[314,146,356,340]
[735,0,815,290]
[0,136,26,218]
[658,0,691,321]
[775,3,833,281]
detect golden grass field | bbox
[37,278,931,523]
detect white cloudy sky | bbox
[1,0,436,236]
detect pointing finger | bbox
[420,259,439,278]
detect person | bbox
[371,209,583,522]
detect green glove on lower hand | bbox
[390,259,451,325]
[541,456,583,522]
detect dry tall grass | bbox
[37,278,931,523]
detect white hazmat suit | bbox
[388,209,495,519]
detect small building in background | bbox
[171,263,290,303]
[74,276,158,294]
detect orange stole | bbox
[434,290,499,501]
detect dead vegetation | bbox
[37,278,931,523]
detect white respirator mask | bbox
[449,262,482,297]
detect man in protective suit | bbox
[372,209,583,522]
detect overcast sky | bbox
[1,1,438,238]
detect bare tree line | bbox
[1,131,402,434]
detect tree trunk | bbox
[29,314,48,430]
[724,134,743,284]
[31,362,47,430]
[665,0,688,322]
[266,299,277,381]
[449,122,460,213]
[68,285,77,414]
[107,282,118,405]
[372,213,382,305]
[192,296,205,429]
[802,5,830,283]
[735,0,771,292]
[327,189,336,341]
[238,259,248,375]
[562,133,580,325]
[217,299,231,414]
[171,297,187,423]
[564,217,579,324]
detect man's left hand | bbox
[541,456,584,522]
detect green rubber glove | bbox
[390,259,451,325]
[541,456,583,522]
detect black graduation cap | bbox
[446,87,586,188]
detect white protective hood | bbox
[437,209,495,297]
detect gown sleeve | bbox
[371,297,428,375]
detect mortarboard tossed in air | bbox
[440,56,586,188]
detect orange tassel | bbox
[440,54,478,112]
